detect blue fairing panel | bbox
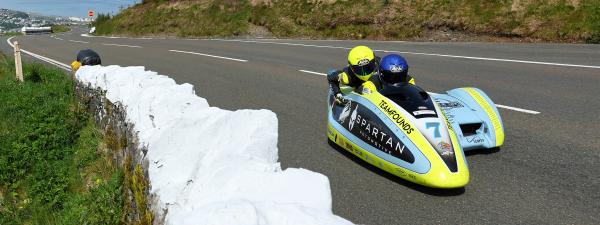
[431,88,503,151]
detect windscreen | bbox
[379,83,438,119]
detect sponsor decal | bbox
[408,174,416,180]
[349,105,358,131]
[418,106,428,110]
[390,65,404,73]
[392,169,416,180]
[438,109,454,132]
[446,114,455,124]
[345,142,354,150]
[394,168,407,176]
[335,102,415,163]
[338,103,352,124]
[467,136,484,144]
[413,110,436,116]
[435,99,464,109]
[437,141,454,156]
[349,105,407,154]
[378,100,416,134]
[438,141,451,151]
[357,58,370,66]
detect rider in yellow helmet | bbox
[71,49,102,72]
[327,46,380,104]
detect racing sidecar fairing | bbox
[327,84,504,188]
[430,89,504,151]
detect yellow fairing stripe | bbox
[437,102,469,183]
[463,88,504,146]
[409,78,415,85]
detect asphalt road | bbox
[3,28,599,225]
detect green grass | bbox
[0,54,124,224]
[51,25,71,33]
[92,0,600,43]
[94,0,250,37]
[0,32,23,36]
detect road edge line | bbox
[299,69,326,76]
[218,39,600,69]
[102,43,142,48]
[7,37,71,71]
[169,49,248,62]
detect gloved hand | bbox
[327,70,342,83]
[334,93,349,105]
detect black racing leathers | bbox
[327,66,366,95]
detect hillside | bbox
[93,0,600,43]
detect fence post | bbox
[14,41,23,82]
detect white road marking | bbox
[391,51,600,69]
[102,43,142,48]
[56,37,64,41]
[496,104,540,114]
[68,40,89,44]
[214,39,352,50]
[299,69,540,115]
[7,37,71,71]
[427,91,539,115]
[255,38,407,43]
[81,34,167,40]
[169,49,248,62]
[299,70,327,76]
[215,39,600,69]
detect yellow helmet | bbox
[347,46,376,81]
[71,61,82,72]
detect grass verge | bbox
[0,54,124,224]
[51,25,71,33]
[0,32,23,37]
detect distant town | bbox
[0,8,91,33]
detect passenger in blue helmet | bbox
[379,54,415,85]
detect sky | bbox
[1,0,141,18]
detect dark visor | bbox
[382,70,407,84]
[350,60,377,76]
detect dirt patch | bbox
[413,28,544,43]
[246,23,273,38]
[157,0,209,10]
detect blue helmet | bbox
[379,54,409,84]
